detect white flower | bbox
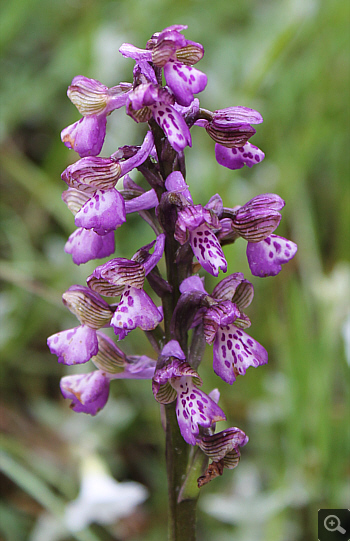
[65,454,148,532]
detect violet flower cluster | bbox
[48,25,297,481]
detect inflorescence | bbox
[48,25,297,484]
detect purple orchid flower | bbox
[225,193,298,276]
[215,141,265,170]
[152,341,226,445]
[179,274,268,384]
[60,334,157,415]
[246,233,298,277]
[175,204,227,276]
[64,228,115,265]
[61,77,132,157]
[126,83,192,152]
[120,25,207,108]
[47,286,113,365]
[87,235,165,338]
[162,171,227,276]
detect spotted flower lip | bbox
[163,59,207,107]
[47,325,99,366]
[213,325,268,384]
[152,342,226,445]
[215,142,265,170]
[126,83,192,152]
[247,234,298,277]
[175,205,227,277]
[74,189,126,235]
[111,285,163,340]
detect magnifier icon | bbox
[324,515,346,534]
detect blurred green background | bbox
[1,0,349,540]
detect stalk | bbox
[149,120,200,540]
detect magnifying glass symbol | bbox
[324,515,346,534]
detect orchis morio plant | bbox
[48,25,297,541]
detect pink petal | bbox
[213,325,268,384]
[247,234,298,277]
[75,189,126,235]
[190,223,227,276]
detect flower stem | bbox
[165,403,198,541]
[149,118,200,540]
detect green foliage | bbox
[1,1,349,540]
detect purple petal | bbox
[213,106,263,126]
[246,234,298,277]
[156,26,188,48]
[111,355,157,379]
[172,377,226,445]
[153,359,199,390]
[175,205,220,242]
[213,325,268,384]
[64,228,115,265]
[111,286,163,338]
[179,275,207,294]
[47,325,98,365]
[61,115,107,157]
[161,340,187,360]
[60,370,109,415]
[125,189,159,213]
[141,234,165,276]
[165,171,193,204]
[203,301,240,344]
[75,189,126,235]
[190,223,227,277]
[151,103,192,152]
[164,60,207,106]
[215,142,265,170]
[118,131,154,176]
[119,43,152,62]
